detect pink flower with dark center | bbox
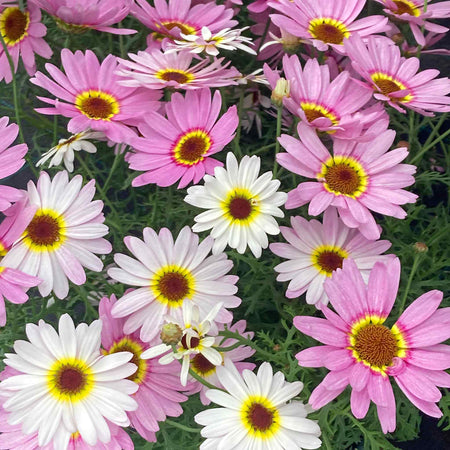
[29,0,136,34]
[117,48,240,90]
[0,1,52,82]
[129,88,238,188]
[373,0,450,45]
[270,208,392,307]
[294,258,450,433]
[277,121,417,240]
[99,295,190,442]
[269,0,389,53]
[30,49,161,143]
[344,34,450,116]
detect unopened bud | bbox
[397,140,410,149]
[392,33,405,44]
[160,323,183,345]
[271,78,290,107]
[273,344,281,352]
[414,242,428,253]
[280,29,302,54]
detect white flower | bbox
[0,314,138,449]
[195,361,322,449]
[168,26,257,56]
[142,302,223,386]
[185,152,287,258]
[36,131,105,172]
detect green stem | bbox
[233,90,245,157]
[215,341,244,352]
[421,112,447,150]
[0,35,24,144]
[165,419,201,434]
[273,106,283,178]
[188,366,223,391]
[253,143,276,154]
[103,148,123,192]
[410,127,450,165]
[399,253,422,312]
[218,330,274,361]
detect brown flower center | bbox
[317,250,345,274]
[354,324,398,368]
[75,91,119,120]
[181,334,200,350]
[158,272,190,302]
[376,79,404,96]
[173,131,211,165]
[106,338,146,384]
[0,7,30,46]
[161,21,196,35]
[228,197,253,220]
[191,353,217,375]
[247,403,274,431]
[309,18,349,45]
[393,1,419,16]
[324,163,362,196]
[163,70,190,83]
[26,214,62,247]
[56,367,86,394]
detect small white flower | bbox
[168,26,257,56]
[36,131,105,172]
[185,152,287,258]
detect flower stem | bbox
[273,105,283,177]
[399,253,422,312]
[187,367,222,391]
[410,125,450,165]
[103,148,124,192]
[165,419,201,434]
[218,330,274,361]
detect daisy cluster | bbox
[0,0,449,449]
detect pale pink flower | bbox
[344,34,450,116]
[269,0,389,53]
[29,0,136,34]
[129,88,238,188]
[270,208,392,307]
[277,121,417,240]
[295,258,450,433]
[30,49,161,144]
[0,1,52,82]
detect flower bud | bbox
[271,78,290,107]
[160,323,183,345]
[414,242,428,253]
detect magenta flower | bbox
[29,0,136,34]
[270,208,392,307]
[264,55,388,139]
[269,0,388,53]
[373,0,450,45]
[277,121,417,240]
[130,88,238,188]
[344,35,450,115]
[294,258,450,433]
[0,2,52,83]
[117,48,240,90]
[99,295,189,442]
[30,49,161,143]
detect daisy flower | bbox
[36,131,106,172]
[295,258,450,433]
[277,121,417,240]
[269,0,389,53]
[129,88,238,188]
[344,35,450,115]
[0,1,52,83]
[270,208,393,307]
[99,295,189,442]
[131,0,237,42]
[142,301,223,386]
[0,314,138,447]
[185,152,288,257]
[29,0,136,35]
[30,49,161,144]
[373,0,450,45]
[169,26,256,56]
[0,116,28,212]
[1,171,112,299]
[108,225,240,342]
[194,361,322,449]
[117,48,240,90]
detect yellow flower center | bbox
[23,209,66,252]
[151,265,195,308]
[0,7,30,46]
[155,68,194,84]
[190,352,221,377]
[221,188,260,225]
[392,0,421,16]
[349,316,407,374]
[312,245,348,276]
[106,337,147,385]
[241,395,280,438]
[172,130,212,165]
[371,73,413,103]
[75,90,120,120]
[318,155,368,198]
[160,20,197,35]
[308,18,350,45]
[301,102,338,126]
[47,358,94,402]
[0,241,7,256]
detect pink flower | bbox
[0,1,52,82]
[270,208,392,307]
[373,0,450,45]
[344,34,450,115]
[0,117,28,212]
[30,49,161,144]
[129,88,238,188]
[294,258,450,433]
[277,121,417,240]
[132,0,237,43]
[264,55,388,139]
[117,48,240,90]
[99,295,189,442]
[269,0,389,53]
[29,0,136,34]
